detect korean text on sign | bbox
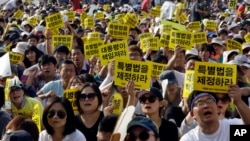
[169,30,193,49]
[244,33,250,42]
[227,39,242,53]
[192,32,207,45]
[114,59,152,89]
[84,40,104,59]
[64,11,75,21]
[160,33,170,47]
[98,40,129,65]
[140,37,160,52]
[45,13,64,29]
[52,35,73,50]
[123,13,138,28]
[9,52,23,64]
[228,0,237,9]
[188,21,201,31]
[159,24,172,34]
[108,23,130,39]
[139,33,152,40]
[193,62,237,93]
[84,18,94,29]
[63,88,79,112]
[150,7,161,17]
[151,62,165,78]
[87,32,101,40]
[183,70,194,98]
[205,20,217,31]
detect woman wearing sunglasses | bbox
[75,83,104,141]
[137,87,179,141]
[39,97,86,141]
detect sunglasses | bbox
[128,131,155,141]
[217,97,230,103]
[139,95,157,104]
[78,93,96,101]
[47,110,66,119]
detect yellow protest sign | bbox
[150,7,161,17]
[4,78,11,111]
[27,16,37,27]
[159,24,172,34]
[228,0,237,9]
[108,23,130,39]
[226,39,242,53]
[160,33,170,47]
[98,41,129,65]
[94,11,105,20]
[32,104,41,132]
[188,22,201,31]
[193,62,237,93]
[103,4,111,11]
[114,59,152,89]
[4,44,11,52]
[246,6,250,12]
[204,20,217,31]
[115,13,126,21]
[87,32,100,40]
[192,32,207,45]
[45,13,64,29]
[140,37,160,52]
[161,20,187,31]
[9,52,24,64]
[139,33,152,40]
[109,93,123,115]
[64,11,75,21]
[139,11,148,20]
[50,28,59,35]
[84,40,104,59]
[63,88,79,112]
[244,33,250,42]
[84,18,94,29]
[179,12,188,24]
[183,70,194,98]
[169,30,193,49]
[123,13,138,28]
[14,9,24,19]
[52,35,73,50]
[80,12,88,23]
[151,62,165,78]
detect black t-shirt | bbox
[190,1,204,22]
[75,112,104,141]
[164,106,186,127]
[159,118,179,141]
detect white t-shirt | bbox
[3,0,16,10]
[160,1,176,20]
[180,119,243,141]
[39,129,86,141]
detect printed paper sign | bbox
[108,23,130,39]
[150,7,161,17]
[139,33,152,40]
[205,20,217,31]
[52,35,73,50]
[192,32,207,45]
[151,62,165,78]
[140,37,160,52]
[188,21,201,31]
[244,33,250,42]
[63,88,79,112]
[9,52,23,64]
[45,13,64,29]
[227,39,242,53]
[84,18,94,28]
[169,30,193,49]
[84,40,104,59]
[123,13,138,28]
[64,11,75,21]
[160,33,170,47]
[183,70,194,98]
[159,24,172,34]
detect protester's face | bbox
[9,87,24,107]
[199,50,210,61]
[41,62,56,78]
[26,51,36,63]
[140,93,162,115]
[28,38,38,46]
[70,77,84,89]
[185,59,196,70]
[212,44,222,54]
[71,49,84,68]
[231,26,239,34]
[216,93,230,116]
[129,51,142,61]
[60,64,76,82]
[97,131,112,141]
[219,34,228,40]
[166,83,178,95]
[24,25,32,32]
[191,96,218,124]
[79,86,99,113]
[239,30,247,38]
[126,126,158,141]
[116,86,128,99]
[54,52,67,62]
[47,102,67,129]
[130,30,139,40]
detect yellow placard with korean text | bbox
[50,28,59,35]
[151,62,166,78]
[84,40,104,59]
[192,32,207,45]
[64,11,75,21]
[183,70,194,98]
[115,13,126,21]
[80,12,88,23]
[160,33,170,47]
[9,52,24,64]
[63,88,79,112]
[205,20,217,31]
[150,8,161,17]
[123,13,138,28]
[169,30,193,50]
[84,18,94,29]
[188,21,201,31]
[140,37,160,52]
[228,0,237,9]
[244,33,250,42]
[193,62,237,93]
[27,16,37,27]
[103,4,111,11]
[87,32,100,40]
[52,35,73,50]
[161,20,187,31]
[14,9,24,19]
[109,93,123,115]
[160,24,172,34]
[179,12,188,24]
[4,44,11,52]
[98,41,129,65]
[32,104,41,132]
[226,39,242,53]
[94,11,105,20]
[139,11,148,20]
[114,59,152,89]
[139,33,152,40]
[45,13,64,29]
[108,23,130,39]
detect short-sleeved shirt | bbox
[190,1,203,22]
[33,73,61,92]
[40,80,64,97]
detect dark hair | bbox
[53,45,70,54]
[153,54,168,64]
[200,43,216,55]
[129,45,143,56]
[42,97,76,136]
[186,55,202,62]
[76,83,102,114]
[73,36,83,48]
[0,87,4,108]
[5,115,39,141]
[28,34,39,42]
[218,29,228,36]
[57,59,76,71]
[23,45,43,68]
[38,54,57,68]
[98,115,118,132]
[72,45,84,55]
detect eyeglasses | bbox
[78,93,96,101]
[139,95,157,104]
[128,131,155,141]
[194,98,215,107]
[217,97,230,104]
[47,110,66,119]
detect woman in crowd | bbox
[39,97,86,141]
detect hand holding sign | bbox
[228,84,242,105]
[108,60,116,76]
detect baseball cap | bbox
[2,130,34,141]
[127,116,159,137]
[9,76,23,89]
[207,32,217,38]
[137,87,163,100]
[211,38,223,46]
[159,70,177,85]
[234,54,250,68]
[186,48,198,56]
